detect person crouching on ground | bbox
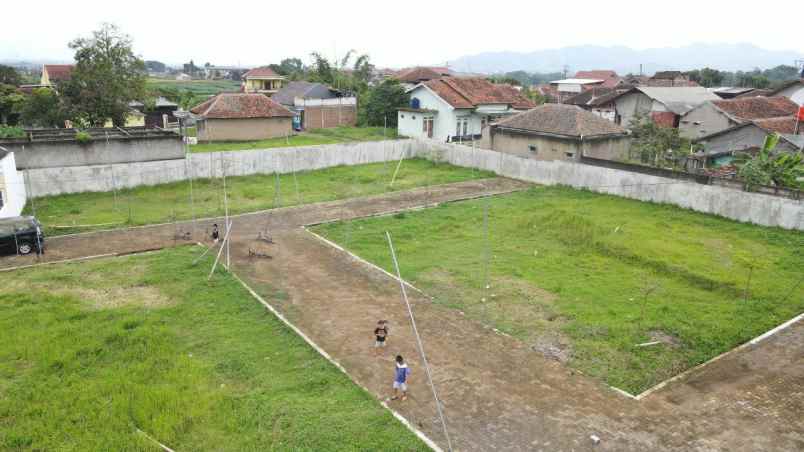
[211,224,220,243]
[374,320,389,354]
[391,355,411,401]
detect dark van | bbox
[0,216,45,255]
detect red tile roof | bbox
[396,66,452,83]
[190,93,294,119]
[752,116,799,134]
[494,104,627,138]
[44,64,74,82]
[712,96,799,121]
[423,77,535,109]
[243,67,282,78]
[574,70,621,88]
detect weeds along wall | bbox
[415,139,803,231]
[23,140,416,197]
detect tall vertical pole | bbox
[483,195,490,292]
[386,232,454,452]
[222,155,230,268]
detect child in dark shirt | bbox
[374,320,389,354]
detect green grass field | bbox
[189,127,399,153]
[25,159,492,236]
[312,186,804,393]
[0,247,426,450]
[146,78,241,96]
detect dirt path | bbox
[2,177,801,451]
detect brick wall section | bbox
[303,105,357,129]
[651,111,677,128]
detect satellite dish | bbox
[411,98,421,109]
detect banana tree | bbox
[737,133,804,190]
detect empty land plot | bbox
[0,247,427,451]
[189,127,399,153]
[312,186,804,394]
[26,159,492,235]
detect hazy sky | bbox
[2,0,802,68]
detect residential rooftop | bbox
[422,77,535,110]
[190,93,294,119]
[493,104,628,139]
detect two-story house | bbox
[242,67,286,95]
[397,77,535,143]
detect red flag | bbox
[798,106,804,121]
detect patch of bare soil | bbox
[649,330,682,348]
[5,263,173,310]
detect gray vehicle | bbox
[0,216,45,255]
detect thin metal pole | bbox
[208,221,233,280]
[293,148,301,205]
[385,232,454,452]
[389,151,405,187]
[483,195,491,291]
[221,155,230,268]
[187,155,196,235]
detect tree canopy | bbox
[0,65,21,86]
[358,79,408,127]
[60,23,147,127]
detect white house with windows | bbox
[0,149,26,218]
[397,77,535,143]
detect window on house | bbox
[0,190,4,209]
[565,152,575,158]
[456,119,462,136]
[528,145,538,153]
[401,114,405,118]
[412,115,416,120]
[462,119,468,136]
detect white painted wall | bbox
[413,139,804,231]
[0,152,27,218]
[24,140,416,197]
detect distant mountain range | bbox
[450,43,803,75]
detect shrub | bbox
[75,131,92,143]
[0,125,24,139]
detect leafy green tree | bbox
[0,65,21,86]
[358,79,409,127]
[0,84,25,125]
[20,88,68,128]
[277,58,304,77]
[352,54,374,87]
[60,23,147,127]
[685,67,724,87]
[628,115,692,168]
[309,52,334,85]
[738,134,804,189]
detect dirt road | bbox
[3,177,801,451]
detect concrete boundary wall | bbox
[23,140,415,197]
[413,139,803,230]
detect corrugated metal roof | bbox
[636,87,720,115]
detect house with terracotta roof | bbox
[679,96,799,139]
[480,104,630,162]
[40,64,74,86]
[574,70,622,88]
[563,87,632,122]
[242,67,286,95]
[394,67,453,89]
[190,93,294,141]
[397,77,535,143]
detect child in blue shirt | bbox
[391,355,411,401]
